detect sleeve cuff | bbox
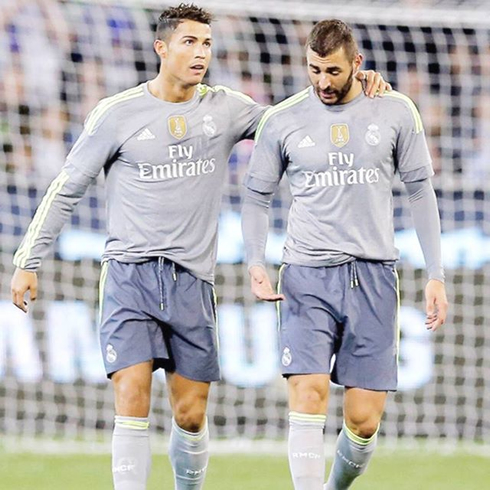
[243,174,278,193]
[399,165,434,183]
[428,268,445,283]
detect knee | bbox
[290,380,328,414]
[345,414,380,439]
[173,397,207,433]
[299,389,325,413]
[113,372,151,416]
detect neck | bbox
[340,77,363,104]
[148,72,197,103]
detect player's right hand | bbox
[11,268,38,313]
[425,279,448,331]
[357,70,392,98]
[249,265,285,302]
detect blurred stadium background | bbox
[0,0,489,487]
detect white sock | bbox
[288,411,327,490]
[112,416,151,490]
[168,417,209,489]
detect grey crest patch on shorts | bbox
[278,260,398,391]
[99,258,219,382]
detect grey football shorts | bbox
[99,258,219,382]
[278,260,399,391]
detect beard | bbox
[316,68,355,105]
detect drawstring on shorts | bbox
[157,258,178,310]
[349,260,359,289]
[158,257,165,310]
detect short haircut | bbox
[307,19,358,62]
[156,3,214,41]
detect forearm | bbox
[405,179,444,282]
[241,187,273,269]
[13,166,95,271]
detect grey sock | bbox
[288,411,327,490]
[168,417,209,489]
[112,416,151,490]
[325,422,378,490]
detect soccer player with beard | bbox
[242,19,448,490]
[11,5,390,489]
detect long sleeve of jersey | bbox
[404,178,445,282]
[242,111,285,269]
[241,187,274,269]
[13,106,119,271]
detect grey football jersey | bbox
[244,87,433,266]
[14,83,266,282]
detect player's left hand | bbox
[425,279,448,331]
[357,70,392,98]
[249,265,285,302]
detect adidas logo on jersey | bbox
[298,135,316,148]
[136,128,155,141]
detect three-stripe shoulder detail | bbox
[85,85,145,135]
[197,83,256,105]
[384,91,424,134]
[255,88,309,142]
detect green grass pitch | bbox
[1,450,488,489]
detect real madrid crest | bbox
[202,114,217,137]
[330,123,349,148]
[106,344,117,363]
[365,124,381,146]
[168,115,187,140]
[282,347,292,367]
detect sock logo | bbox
[113,458,137,474]
[291,452,321,459]
[336,449,364,469]
[186,465,208,476]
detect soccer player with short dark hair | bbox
[242,19,448,490]
[11,5,391,489]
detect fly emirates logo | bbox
[138,145,216,181]
[303,152,380,188]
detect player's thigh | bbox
[332,261,398,391]
[100,260,170,377]
[279,264,340,376]
[352,261,398,356]
[343,387,387,436]
[288,374,330,414]
[166,371,210,430]
[167,269,220,383]
[112,360,154,417]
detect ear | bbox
[154,39,168,59]
[353,53,363,75]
